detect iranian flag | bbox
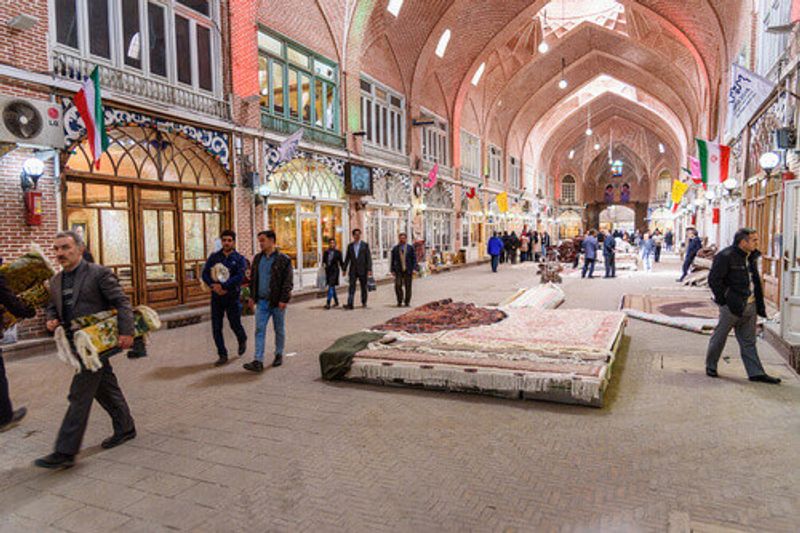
[74,67,109,169]
[695,138,730,187]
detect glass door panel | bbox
[269,202,298,267]
[300,213,320,269]
[320,205,343,249]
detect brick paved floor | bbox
[0,256,798,532]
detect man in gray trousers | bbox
[36,231,137,469]
[705,228,780,384]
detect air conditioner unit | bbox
[0,97,63,148]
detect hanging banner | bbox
[670,180,689,213]
[712,207,720,225]
[468,196,482,213]
[424,163,438,189]
[496,191,509,213]
[725,63,775,139]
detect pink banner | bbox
[424,163,438,189]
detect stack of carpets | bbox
[500,283,565,310]
[341,307,626,407]
[372,299,505,334]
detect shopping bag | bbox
[316,266,327,290]
[367,276,377,292]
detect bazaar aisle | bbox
[0,258,798,532]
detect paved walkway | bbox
[1,257,798,532]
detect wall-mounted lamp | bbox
[759,151,780,178]
[20,157,44,191]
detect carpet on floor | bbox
[620,291,718,333]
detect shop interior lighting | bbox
[435,29,451,58]
[471,62,486,86]
[387,0,404,17]
[759,151,780,173]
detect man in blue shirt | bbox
[243,230,293,373]
[679,228,703,281]
[581,229,599,279]
[603,230,616,278]
[202,230,248,366]
[487,232,504,273]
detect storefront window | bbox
[269,202,298,267]
[320,205,343,250]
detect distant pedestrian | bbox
[391,232,417,307]
[679,228,702,281]
[664,229,674,252]
[705,228,780,384]
[343,228,372,309]
[520,232,530,262]
[653,230,663,263]
[541,231,551,260]
[508,231,520,264]
[640,232,655,271]
[500,232,510,263]
[244,230,293,373]
[581,230,599,279]
[603,230,616,278]
[322,238,343,309]
[487,232,503,273]
[202,230,248,366]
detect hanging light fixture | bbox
[585,107,592,136]
[538,11,549,53]
[558,58,567,89]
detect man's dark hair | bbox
[329,237,336,244]
[258,230,276,241]
[399,232,407,238]
[733,227,757,246]
[589,229,597,236]
[352,228,361,236]
[220,229,236,240]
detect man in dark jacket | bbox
[244,230,293,373]
[679,228,702,281]
[705,228,780,384]
[0,273,35,432]
[391,232,417,307]
[202,230,248,366]
[322,238,344,309]
[343,228,372,309]
[581,230,599,279]
[487,232,503,272]
[603,230,616,278]
[37,231,137,469]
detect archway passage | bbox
[64,126,232,308]
[599,204,636,233]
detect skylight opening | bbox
[435,29,451,58]
[471,62,486,86]
[387,0,403,17]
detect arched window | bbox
[656,171,671,202]
[561,175,576,204]
[66,126,230,186]
[269,157,345,200]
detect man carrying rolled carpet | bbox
[36,231,136,469]
[0,272,36,432]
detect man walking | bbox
[487,232,504,272]
[0,273,35,432]
[322,238,344,309]
[664,229,674,252]
[705,228,780,384]
[603,230,616,278]
[581,230,599,279]
[679,228,702,281]
[244,230,293,373]
[36,231,136,469]
[202,230,248,366]
[343,228,372,309]
[391,232,417,307]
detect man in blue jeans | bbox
[244,230,293,373]
[487,232,504,273]
[202,230,248,366]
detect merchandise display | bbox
[372,299,505,334]
[0,246,55,329]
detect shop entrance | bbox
[64,126,231,309]
[782,180,800,344]
[599,205,635,233]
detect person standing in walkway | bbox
[322,238,343,309]
[202,230,248,366]
[705,228,780,384]
[640,232,655,272]
[581,229,599,279]
[603,230,616,278]
[0,272,35,432]
[244,230,293,373]
[653,230,663,263]
[500,231,510,263]
[508,231,520,264]
[679,228,702,281]
[36,231,136,469]
[391,232,417,307]
[531,230,540,262]
[664,229,674,252]
[519,231,530,262]
[540,231,551,261]
[487,232,503,272]
[343,228,372,309]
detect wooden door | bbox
[137,188,183,308]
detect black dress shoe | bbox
[272,354,283,367]
[127,350,148,359]
[238,340,247,357]
[332,302,339,307]
[749,374,781,384]
[34,453,75,470]
[706,368,718,378]
[343,304,353,310]
[324,304,331,310]
[214,356,229,367]
[243,360,264,373]
[101,429,136,449]
[0,407,27,432]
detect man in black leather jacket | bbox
[705,228,780,384]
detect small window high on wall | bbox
[421,111,448,166]
[360,78,405,154]
[460,130,481,178]
[561,175,576,204]
[509,157,521,189]
[656,172,671,202]
[488,145,502,182]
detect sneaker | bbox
[243,360,264,373]
[34,452,75,470]
[0,407,27,432]
[214,356,228,367]
[272,354,283,367]
[101,428,136,449]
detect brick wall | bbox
[0,0,49,71]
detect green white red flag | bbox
[74,67,109,169]
[695,138,730,187]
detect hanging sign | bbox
[725,63,775,139]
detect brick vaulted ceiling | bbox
[350,0,750,186]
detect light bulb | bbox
[538,41,549,54]
[558,79,568,89]
[585,128,592,136]
[594,143,600,150]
